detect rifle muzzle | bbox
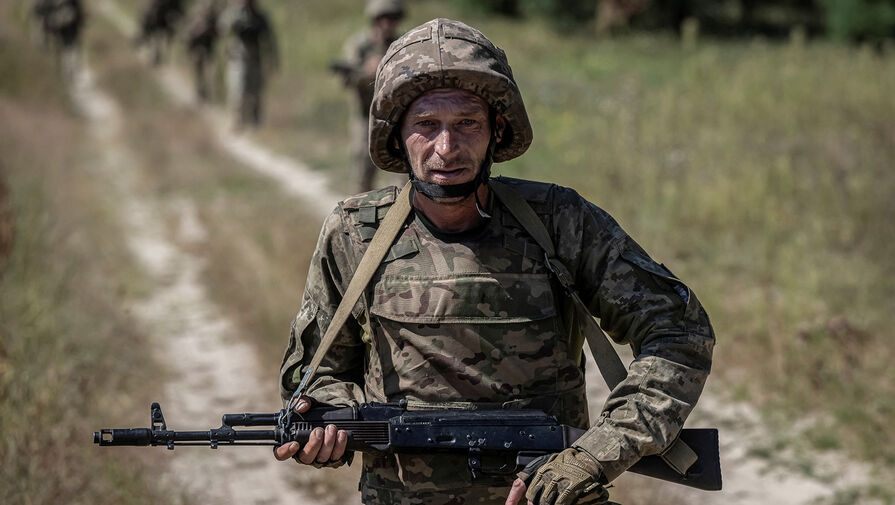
[94,428,153,446]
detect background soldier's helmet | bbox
[365,0,405,20]
[368,18,534,173]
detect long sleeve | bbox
[552,187,715,482]
[279,208,366,408]
[339,32,375,90]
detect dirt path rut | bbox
[83,2,875,503]
[70,57,320,505]
[95,0,339,216]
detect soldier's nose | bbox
[434,128,453,156]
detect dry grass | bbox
[46,0,895,501]
[0,7,182,505]
[256,0,895,471]
[80,10,357,502]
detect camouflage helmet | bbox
[365,0,405,20]
[369,18,533,173]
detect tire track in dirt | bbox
[70,57,320,505]
[88,1,877,503]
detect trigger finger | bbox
[294,396,312,413]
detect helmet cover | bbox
[365,0,404,20]
[369,18,533,173]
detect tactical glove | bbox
[522,448,609,505]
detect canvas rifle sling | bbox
[288,181,413,408]
[489,178,698,476]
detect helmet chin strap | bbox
[404,111,498,213]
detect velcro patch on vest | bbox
[358,205,377,224]
[383,234,420,263]
[371,272,557,324]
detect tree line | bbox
[455,0,895,42]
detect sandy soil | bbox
[70,56,322,505]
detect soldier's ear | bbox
[494,114,507,143]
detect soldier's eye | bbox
[416,120,436,128]
[458,119,477,127]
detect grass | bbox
[80,9,359,503]
[254,0,895,472]
[0,7,183,505]
[29,0,895,501]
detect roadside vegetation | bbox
[0,8,185,505]
[8,0,893,502]
[83,10,357,503]
[112,0,893,487]
[254,0,894,480]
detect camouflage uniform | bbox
[279,19,714,505]
[338,0,405,193]
[136,0,183,65]
[220,0,278,127]
[186,1,219,102]
[32,0,84,48]
[340,32,396,193]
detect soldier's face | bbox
[374,14,400,39]
[399,89,503,188]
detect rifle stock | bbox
[626,428,722,491]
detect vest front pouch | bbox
[371,272,556,323]
[367,271,578,405]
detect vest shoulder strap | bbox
[286,181,413,407]
[489,178,629,389]
[489,177,698,475]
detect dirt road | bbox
[69,55,325,505]
[76,2,875,503]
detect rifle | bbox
[95,401,722,491]
[328,60,355,85]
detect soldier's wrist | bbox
[571,445,608,484]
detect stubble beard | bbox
[416,155,481,205]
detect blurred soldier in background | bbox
[31,0,84,76]
[595,0,650,35]
[186,0,219,103]
[333,0,404,192]
[220,0,279,129]
[136,0,184,65]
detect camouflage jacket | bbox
[33,0,83,31]
[340,31,395,116]
[219,6,277,65]
[279,177,715,502]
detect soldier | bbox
[186,0,219,103]
[219,0,278,129]
[135,0,184,65]
[31,0,84,76]
[275,18,714,505]
[333,0,405,192]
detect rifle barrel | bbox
[93,428,279,446]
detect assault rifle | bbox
[95,401,722,491]
[328,60,356,85]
